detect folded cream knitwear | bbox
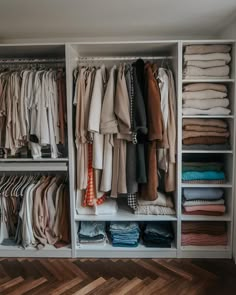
[183,98,229,110]
[185,44,231,55]
[182,118,227,128]
[183,130,229,140]
[184,75,229,79]
[182,89,227,100]
[184,65,230,77]
[135,205,176,215]
[182,107,231,115]
[183,83,227,92]
[184,52,231,62]
[138,191,174,208]
[185,60,226,68]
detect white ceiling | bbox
[0,0,236,41]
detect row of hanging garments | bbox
[0,174,70,249]
[74,58,177,213]
[0,66,67,159]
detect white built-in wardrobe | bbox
[0,40,235,259]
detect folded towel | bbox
[182,171,225,181]
[138,191,174,208]
[182,118,227,128]
[182,90,227,100]
[184,66,230,77]
[185,60,227,68]
[183,98,229,110]
[182,221,226,234]
[185,44,231,55]
[183,130,229,140]
[181,233,228,246]
[182,107,231,115]
[183,136,228,145]
[183,188,224,200]
[183,83,227,92]
[184,53,231,62]
[183,199,225,206]
[183,125,227,133]
[184,204,225,213]
[135,205,176,215]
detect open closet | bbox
[0,40,235,258]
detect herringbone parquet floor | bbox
[0,258,236,295]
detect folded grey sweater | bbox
[185,44,231,55]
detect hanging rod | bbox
[0,58,65,64]
[76,56,173,61]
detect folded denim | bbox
[79,221,106,237]
[144,222,174,239]
[112,242,139,247]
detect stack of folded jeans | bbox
[143,222,174,248]
[78,221,107,247]
[109,222,140,247]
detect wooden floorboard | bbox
[0,258,236,295]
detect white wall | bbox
[220,19,236,39]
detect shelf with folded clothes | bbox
[182,43,234,80]
[181,117,234,152]
[182,79,235,83]
[75,220,177,257]
[75,195,177,221]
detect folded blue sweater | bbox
[182,171,225,181]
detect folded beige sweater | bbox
[183,130,229,139]
[184,53,231,62]
[184,65,230,77]
[182,107,231,115]
[138,191,174,208]
[183,83,227,92]
[183,98,229,109]
[182,89,226,100]
[185,44,231,55]
[185,60,226,68]
[182,118,227,128]
[184,125,227,133]
[184,75,229,79]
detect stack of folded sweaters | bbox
[183,44,231,79]
[182,118,230,150]
[78,221,107,247]
[181,221,227,246]
[109,222,140,247]
[182,188,225,216]
[182,83,231,115]
[143,222,174,248]
[135,191,176,215]
[182,162,225,184]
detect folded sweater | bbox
[182,171,225,181]
[183,199,225,206]
[181,233,228,246]
[184,53,231,62]
[182,221,226,234]
[183,188,224,200]
[182,118,227,128]
[183,125,227,133]
[183,83,227,92]
[184,65,230,77]
[183,136,228,145]
[135,205,176,215]
[185,60,226,68]
[185,44,231,55]
[183,130,229,140]
[183,98,229,110]
[182,107,231,115]
[184,204,225,213]
[182,162,223,172]
[138,191,174,208]
[182,89,227,100]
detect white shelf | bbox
[75,242,177,258]
[181,183,232,188]
[0,162,68,171]
[182,150,233,154]
[0,244,72,258]
[181,214,232,221]
[179,246,231,258]
[75,206,177,221]
[0,158,69,162]
[182,79,235,83]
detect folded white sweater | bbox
[182,107,231,115]
[182,90,227,100]
[183,98,229,110]
[184,65,230,77]
[185,60,226,68]
[184,53,231,62]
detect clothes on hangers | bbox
[0,174,70,249]
[73,60,177,216]
[0,68,67,159]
